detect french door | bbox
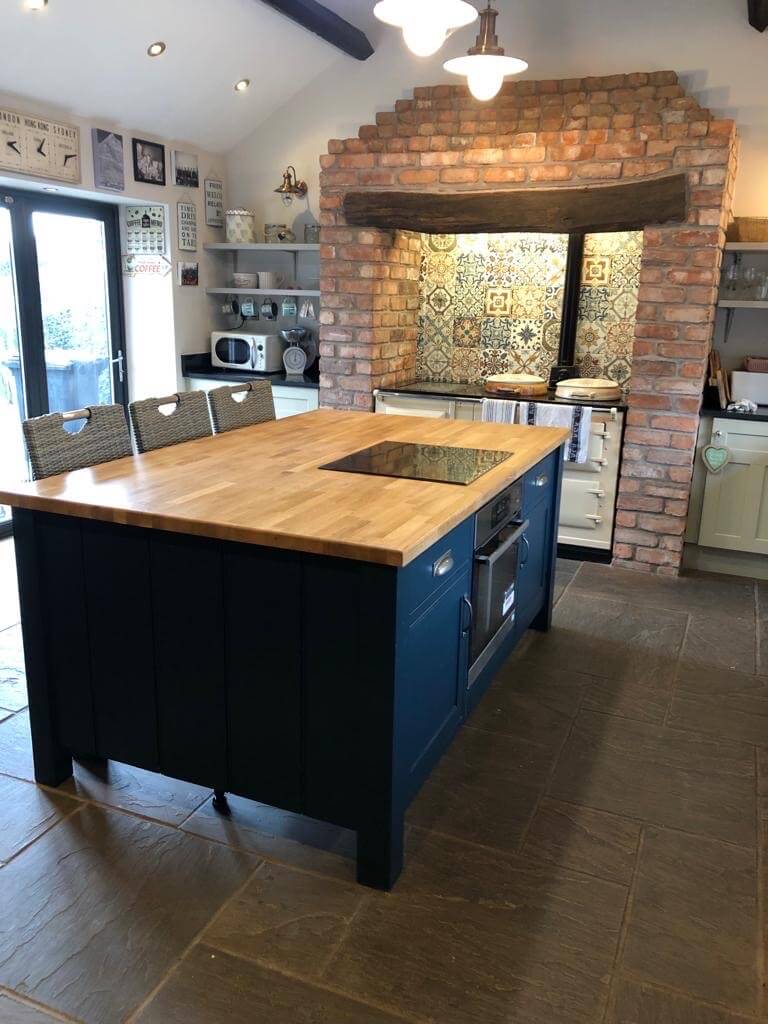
[0,189,126,534]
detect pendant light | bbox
[373,0,478,58]
[443,2,527,101]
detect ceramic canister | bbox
[225,209,256,244]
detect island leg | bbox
[12,511,72,786]
[357,807,405,890]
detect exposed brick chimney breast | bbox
[318,72,739,575]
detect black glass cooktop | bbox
[320,441,513,485]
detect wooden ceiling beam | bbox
[256,0,374,59]
[342,174,689,234]
[749,0,768,30]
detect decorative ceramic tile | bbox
[480,317,511,349]
[453,318,481,348]
[426,233,457,253]
[424,252,456,287]
[426,284,453,316]
[485,288,513,317]
[511,286,547,318]
[450,347,481,383]
[574,230,642,388]
[485,250,514,287]
[481,347,510,376]
[453,281,484,318]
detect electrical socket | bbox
[221,302,235,315]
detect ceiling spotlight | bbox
[24,0,48,10]
[374,0,477,58]
[147,41,166,57]
[234,78,251,92]
[444,2,527,101]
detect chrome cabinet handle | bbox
[534,474,548,488]
[461,594,473,638]
[521,534,530,566]
[433,550,454,578]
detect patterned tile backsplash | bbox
[416,229,641,389]
[575,230,642,388]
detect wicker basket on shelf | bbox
[727,217,768,243]
[744,356,768,373]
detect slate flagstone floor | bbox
[0,535,767,1023]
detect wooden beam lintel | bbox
[749,0,768,31]
[342,174,689,234]
[256,0,374,59]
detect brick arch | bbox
[318,72,739,575]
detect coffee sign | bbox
[177,201,197,251]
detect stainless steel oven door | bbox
[468,518,529,685]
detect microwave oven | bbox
[211,332,285,373]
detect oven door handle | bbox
[475,519,529,567]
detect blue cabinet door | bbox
[396,565,471,803]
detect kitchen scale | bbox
[320,441,513,485]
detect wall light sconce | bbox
[274,166,308,206]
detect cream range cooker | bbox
[373,389,624,553]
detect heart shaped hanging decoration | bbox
[702,445,730,474]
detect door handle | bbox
[533,473,548,487]
[433,550,455,578]
[476,519,530,567]
[110,349,125,384]
[520,533,530,566]
[461,594,473,638]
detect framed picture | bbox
[0,107,80,183]
[173,150,199,188]
[124,206,166,255]
[132,138,166,186]
[204,178,224,227]
[92,129,124,192]
[177,201,197,252]
[178,261,199,286]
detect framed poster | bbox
[173,150,199,188]
[177,201,197,251]
[204,178,224,227]
[178,261,199,286]
[124,206,166,255]
[92,129,124,192]
[0,108,80,183]
[132,138,166,186]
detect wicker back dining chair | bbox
[22,404,133,481]
[206,381,276,434]
[128,391,213,454]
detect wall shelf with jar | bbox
[718,246,768,342]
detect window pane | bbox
[0,207,26,523]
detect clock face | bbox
[0,108,80,183]
[283,344,307,374]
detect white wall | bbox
[226,0,768,224]
[0,90,228,399]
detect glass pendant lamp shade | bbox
[443,3,527,100]
[374,0,478,57]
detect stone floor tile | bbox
[0,625,27,712]
[0,804,256,1024]
[407,721,564,853]
[325,831,627,1024]
[0,774,78,863]
[133,944,405,1024]
[622,827,758,1013]
[0,710,34,781]
[0,992,76,1023]
[681,611,757,676]
[521,797,641,885]
[61,758,211,827]
[572,561,756,618]
[549,711,756,846]
[607,978,756,1023]
[668,664,768,745]
[182,793,356,881]
[469,660,590,739]
[202,860,366,979]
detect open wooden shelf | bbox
[206,288,320,297]
[725,242,768,252]
[717,299,768,308]
[204,243,320,254]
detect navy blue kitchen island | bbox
[1,410,566,889]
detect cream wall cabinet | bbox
[374,390,623,550]
[698,417,768,555]
[186,377,319,419]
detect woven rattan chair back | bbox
[129,391,213,453]
[206,381,276,434]
[22,404,133,481]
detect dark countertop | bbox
[700,403,768,423]
[379,379,628,411]
[181,353,319,390]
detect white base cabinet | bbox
[375,390,623,551]
[186,377,319,419]
[698,417,768,555]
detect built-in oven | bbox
[468,480,527,686]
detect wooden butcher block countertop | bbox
[0,410,568,567]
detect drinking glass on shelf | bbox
[744,266,759,299]
[723,261,742,296]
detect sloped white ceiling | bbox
[0,0,357,152]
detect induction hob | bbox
[319,441,513,485]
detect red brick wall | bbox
[318,72,738,575]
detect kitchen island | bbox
[0,410,566,888]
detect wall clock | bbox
[0,108,80,184]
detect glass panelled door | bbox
[0,207,26,528]
[0,189,125,534]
